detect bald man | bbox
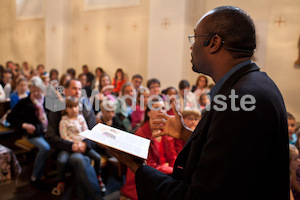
[110,6,288,200]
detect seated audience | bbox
[7,76,50,190]
[78,73,92,97]
[289,112,297,145]
[93,73,116,113]
[290,144,300,200]
[131,87,150,131]
[112,68,126,94]
[93,67,105,90]
[115,82,135,132]
[21,61,31,79]
[47,79,102,200]
[41,73,50,86]
[49,69,59,81]
[174,108,201,154]
[178,80,199,112]
[162,87,178,116]
[199,92,210,111]
[3,70,13,99]
[82,65,94,88]
[191,75,209,93]
[96,98,125,131]
[59,73,71,88]
[120,99,177,200]
[10,78,29,109]
[66,68,76,79]
[52,97,105,195]
[37,64,45,77]
[131,74,143,91]
[147,78,161,96]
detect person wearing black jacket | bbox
[7,76,50,189]
[109,6,289,200]
[46,79,102,200]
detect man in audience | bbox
[82,65,94,88]
[78,73,92,97]
[47,79,102,200]
[109,6,289,199]
[131,74,143,91]
[147,78,161,96]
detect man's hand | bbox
[152,103,193,141]
[108,148,144,174]
[22,123,36,134]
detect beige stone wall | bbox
[0,0,45,69]
[70,0,149,81]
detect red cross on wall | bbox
[274,16,285,27]
[161,18,171,29]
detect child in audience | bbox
[115,82,135,132]
[131,86,150,131]
[10,78,29,109]
[49,69,59,81]
[288,112,297,145]
[120,99,177,200]
[290,144,300,200]
[162,87,178,116]
[52,97,105,195]
[199,92,210,111]
[96,98,125,131]
[174,108,201,154]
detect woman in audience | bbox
[59,73,71,88]
[120,99,177,200]
[288,112,297,145]
[131,86,150,131]
[7,76,50,190]
[52,97,105,195]
[290,144,300,200]
[147,78,161,96]
[191,75,208,93]
[11,73,26,93]
[93,67,104,90]
[49,69,59,81]
[10,78,29,109]
[93,73,116,113]
[112,68,126,94]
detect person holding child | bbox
[51,97,105,195]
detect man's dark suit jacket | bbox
[135,63,289,200]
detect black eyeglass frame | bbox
[188,33,217,44]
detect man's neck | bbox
[211,57,251,82]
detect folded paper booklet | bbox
[79,123,151,160]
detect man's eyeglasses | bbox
[188,33,216,44]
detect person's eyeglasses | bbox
[188,33,216,44]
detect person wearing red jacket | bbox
[120,99,177,200]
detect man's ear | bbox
[209,35,223,53]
